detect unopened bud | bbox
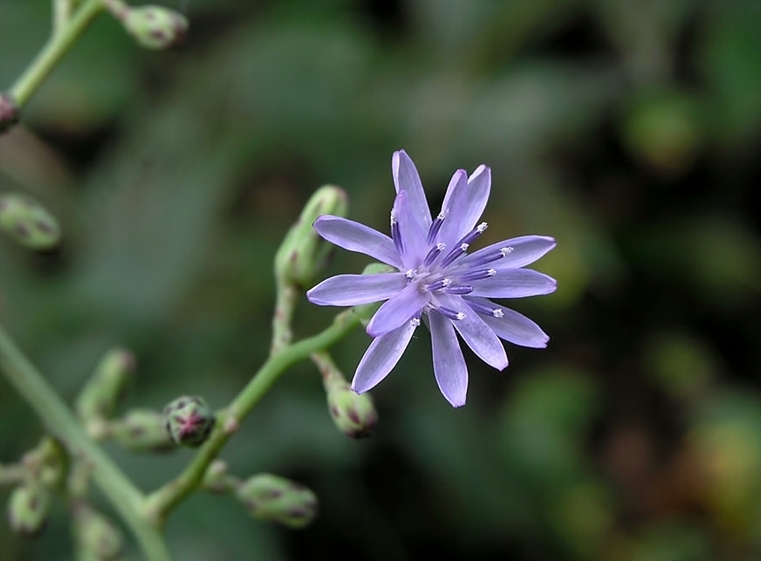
[73,503,124,561]
[202,460,239,494]
[0,93,18,133]
[275,185,348,286]
[354,263,395,325]
[235,474,318,529]
[111,410,174,452]
[164,396,215,447]
[123,6,188,50]
[315,353,377,438]
[7,483,51,537]
[0,193,61,251]
[76,348,136,421]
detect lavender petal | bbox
[437,170,468,246]
[307,273,407,306]
[429,312,468,407]
[469,269,557,299]
[366,282,430,337]
[394,190,427,268]
[314,215,402,268]
[352,319,418,393]
[434,294,508,371]
[439,166,491,247]
[392,150,432,233]
[463,235,556,270]
[465,297,549,348]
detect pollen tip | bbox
[455,312,466,320]
[477,222,488,232]
[410,318,421,327]
[461,243,469,251]
[487,268,496,276]
[492,309,504,318]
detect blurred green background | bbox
[2,0,761,559]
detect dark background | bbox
[2,0,761,559]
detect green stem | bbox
[0,325,171,561]
[270,278,298,355]
[144,308,362,522]
[9,0,104,108]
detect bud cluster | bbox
[275,185,348,287]
[72,502,124,561]
[164,395,216,447]
[235,474,318,529]
[315,352,378,439]
[0,193,61,251]
[4,439,64,539]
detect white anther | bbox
[460,243,469,252]
[500,246,514,256]
[437,211,447,220]
[436,242,446,251]
[390,209,398,225]
[455,312,466,320]
[410,318,421,327]
[492,309,504,318]
[442,278,453,287]
[487,268,497,277]
[405,269,416,279]
[477,222,488,233]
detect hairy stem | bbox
[144,308,362,523]
[9,0,103,108]
[0,325,171,561]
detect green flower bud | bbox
[202,460,239,494]
[164,396,215,447]
[235,474,318,529]
[354,263,395,325]
[0,193,61,251]
[0,93,18,133]
[111,409,174,452]
[76,348,136,421]
[7,483,51,537]
[275,185,348,286]
[73,503,124,561]
[314,352,377,438]
[123,6,188,50]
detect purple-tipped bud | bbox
[0,193,61,251]
[123,6,188,50]
[164,396,215,447]
[0,93,18,134]
[275,185,348,286]
[73,502,124,561]
[202,460,240,494]
[235,474,318,529]
[75,348,136,421]
[314,352,377,439]
[111,409,175,452]
[7,483,51,537]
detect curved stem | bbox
[144,308,362,523]
[0,325,172,561]
[9,0,104,108]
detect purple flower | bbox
[307,150,556,407]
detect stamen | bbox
[444,285,474,295]
[457,222,488,247]
[438,306,466,321]
[465,299,503,317]
[423,242,446,267]
[410,317,421,327]
[426,211,446,245]
[405,269,416,280]
[425,278,453,292]
[465,246,514,268]
[441,243,469,268]
[458,268,496,282]
[390,209,404,255]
